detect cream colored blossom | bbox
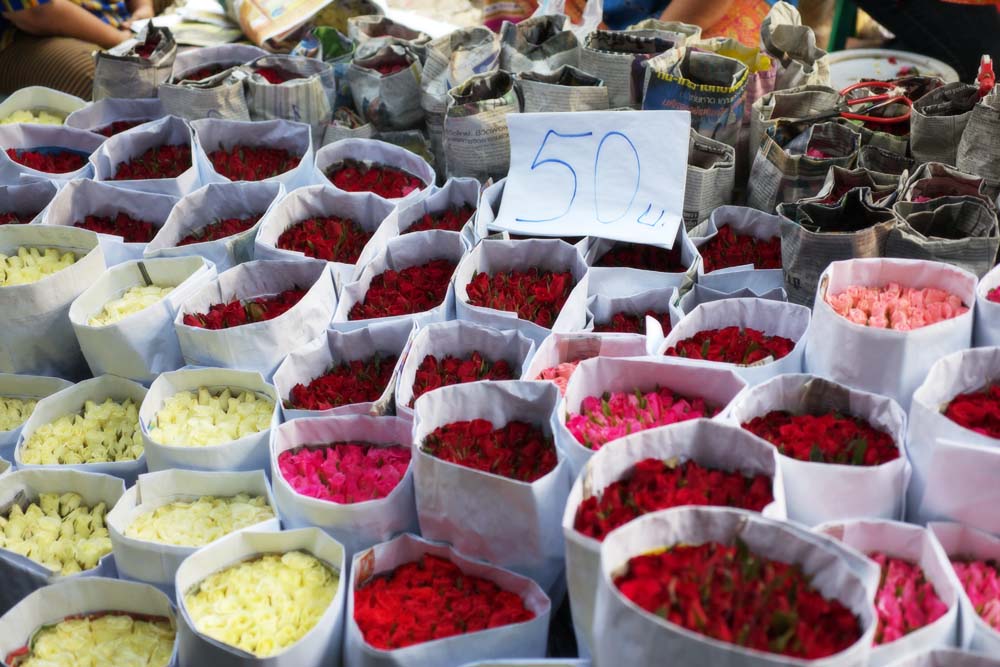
[0,109,65,125]
[0,396,37,430]
[88,285,174,326]
[149,388,274,447]
[20,398,143,465]
[125,494,275,547]
[0,248,77,286]
[0,493,111,574]
[13,611,175,667]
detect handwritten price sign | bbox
[493,110,691,246]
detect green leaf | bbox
[809,443,824,463]
[850,438,868,466]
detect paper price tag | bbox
[494,110,691,246]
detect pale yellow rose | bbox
[88,285,175,327]
[149,388,274,448]
[184,551,339,657]
[0,396,38,430]
[0,493,112,575]
[0,109,65,125]
[125,494,275,547]
[0,247,77,286]
[20,398,143,465]
[15,611,175,667]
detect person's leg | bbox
[0,30,97,99]
[853,0,1000,82]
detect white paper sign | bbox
[494,111,691,246]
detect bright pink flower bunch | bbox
[535,361,580,396]
[826,283,968,331]
[951,558,1000,632]
[278,442,411,504]
[870,552,948,645]
[567,387,716,451]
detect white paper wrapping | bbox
[15,374,148,485]
[90,115,201,197]
[0,457,7,478]
[244,54,337,144]
[0,577,179,667]
[521,331,649,385]
[106,468,279,598]
[145,180,284,272]
[253,183,396,286]
[173,259,337,379]
[40,177,178,266]
[884,650,1000,667]
[804,258,977,410]
[412,380,571,595]
[454,239,591,347]
[673,282,788,323]
[563,419,785,657]
[271,414,417,560]
[0,374,72,462]
[584,225,701,296]
[594,507,878,667]
[0,180,57,225]
[727,373,910,526]
[395,320,536,419]
[175,527,346,667]
[140,367,279,474]
[0,469,125,616]
[0,225,105,379]
[314,138,435,204]
[585,281,678,349]
[0,86,86,124]
[381,177,480,245]
[64,97,166,134]
[974,263,1000,347]
[0,124,103,185]
[689,204,785,293]
[907,347,1000,529]
[191,117,316,191]
[656,297,810,386]
[816,519,962,666]
[928,522,1000,655]
[273,321,412,421]
[460,663,588,667]
[344,533,551,667]
[333,230,463,331]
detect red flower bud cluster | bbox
[179,63,232,81]
[182,288,306,329]
[367,60,410,76]
[325,159,425,199]
[595,242,686,272]
[466,268,575,328]
[73,213,157,243]
[0,211,36,225]
[132,32,161,58]
[5,148,86,173]
[699,225,782,272]
[253,66,302,84]
[664,326,795,365]
[593,310,672,334]
[988,287,1000,304]
[422,419,557,482]
[276,216,371,263]
[353,554,535,650]
[410,352,515,406]
[286,354,398,411]
[403,204,476,234]
[177,215,260,246]
[208,145,301,181]
[944,383,1000,439]
[349,259,456,321]
[112,144,192,180]
[741,410,900,465]
[96,120,150,137]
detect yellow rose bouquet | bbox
[149,387,274,448]
[0,109,66,125]
[0,248,77,286]
[126,493,275,547]
[0,375,73,463]
[88,285,174,327]
[0,397,37,432]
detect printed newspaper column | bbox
[444,71,521,182]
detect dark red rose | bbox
[276,216,371,263]
[132,32,161,58]
[664,326,795,365]
[422,419,557,483]
[364,57,411,77]
[177,215,260,246]
[699,225,781,272]
[179,62,234,81]
[0,211,38,225]
[593,310,672,335]
[349,258,457,321]
[95,120,151,137]
[742,410,900,465]
[253,66,302,84]
[465,268,575,328]
[987,287,1000,304]
[325,158,425,199]
[112,144,192,180]
[410,352,515,406]
[286,353,398,411]
[6,148,87,173]
[595,242,686,272]
[182,288,306,329]
[73,212,157,243]
[208,145,301,181]
[403,204,476,234]
[944,383,1000,439]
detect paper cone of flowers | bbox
[974,262,1000,348]
[0,374,72,461]
[315,138,434,203]
[345,533,550,667]
[594,506,879,667]
[0,123,103,184]
[883,649,1000,667]
[0,180,57,226]
[521,331,648,397]
[271,414,416,560]
[0,468,124,615]
[175,527,345,665]
[106,468,279,597]
[139,367,279,473]
[90,115,201,198]
[0,577,178,667]
[64,97,166,136]
[563,418,785,657]
[728,373,909,526]
[386,177,479,241]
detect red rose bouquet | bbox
[5,148,87,173]
[253,66,302,84]
[112,144,192,180]
[574,459,774,541]
[179,63,231,81]
[944,383,1000,438]
[73,213,158,243]
[96,120,150,137]
[132,31,161,58]
[182,288,306,329]
[325,159,425,199]
[278,442,411,503]
[348,259,456,321]
[365,59,411,76]
[354,554,535,650]
[404,204,476,234]
[594,242,685,272]
[613,542,862,659]
[870,552,948,645]
[422,419,557,483]
[208,146,301,181]
[741,410,900,465]
[177,215,260,246]
[410,352,515,406]
[0,211,35,225]
[277,216,371,263]
[466,268,575,328]
[593,310,672,334]
[988,287,1000,304]
[699,225,781,272]
[664,326,795,365]
[286,354,398,411]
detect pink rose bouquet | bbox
[536,361,580,396]
[952,558,1000,632]
[825,283,968,331]
[277,442,411,504]
[870,552,949,645]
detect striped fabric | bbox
[0,30,98,99]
